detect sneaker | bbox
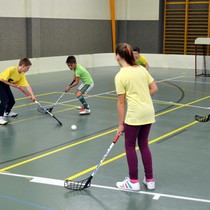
[77,105,83,110]
[116,177,140,191]
[77,105,90,110]
[4,111,18,117]
[79,108,91,115]
[0,116,8,125]
[143,177,155,190]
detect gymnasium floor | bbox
[0,66,210,210]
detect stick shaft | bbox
[18,87,62,125]
[50,80,75,109]
[34,101,62,125]
[91,135,120,177]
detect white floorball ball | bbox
[71,125,77,130]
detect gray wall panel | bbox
[0,18,112,60]
[117,20,161,53]
[0,18,27,60]
[39,19,112,57]
[0,17,163,60]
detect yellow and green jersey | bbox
[136,55,147,67]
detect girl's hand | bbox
[117,124,124,136]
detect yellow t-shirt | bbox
[136,55,147,67]
[0,66,29,86]
[115,65,155,125]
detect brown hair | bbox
[116,43,137,66]
[19,58,32,66]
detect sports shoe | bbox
[143,177,155,190]
[77,105,90,110]
[0,116,8,125]
[116,177,140,191]
[77,105,83,110]
[79,108,91,115]
[4,111,18,117]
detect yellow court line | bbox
[14,103,35,109]
[5,107,75,125]
[0,129,117,172]
[16,92,58,102]
[66,120,199,180]
[0,96,207,173]
[65,96,210,180]
[156,96,210,117]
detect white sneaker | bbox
[143,177,155,190]
[79,108,91,115]
[4,111,18,117]
[116,177,140,191]
[0,116,8,125]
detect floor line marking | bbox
[155,96,210,117]
[1,172,210,204]
[1,96,207,174]
[0,129,117,172]
[166,79,210,85]
[53,90,116,106]
[156,76,185,83]
[1,96,204,171]
[66,119,198,180]
[153,98,210,110]
[0,193,53,210]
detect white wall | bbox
[0,0,159,20]
[0,53,203,76]
[116,0,159,20]
[0,0,110,19]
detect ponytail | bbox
[116,43,137,66]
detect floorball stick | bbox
[195,114,210,122]
[45,80,76,113]
[18,87,62,126]
[64,134,120,190]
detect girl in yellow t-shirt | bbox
[114,43,158,191]
[0,58,36,125]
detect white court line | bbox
[45,90,116,107]
[156,76,185,83]
[43,75,200,107]
[153,99,210,110]
[168,80,210,85]
[44,76,185,106]
[1,172,210,204]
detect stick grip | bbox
[65,80,76,92]
[113,135,120,143]
[69,79,76,86]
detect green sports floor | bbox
[0,66,210,210]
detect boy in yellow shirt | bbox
[133,47,149,70]
[0,58,36,125]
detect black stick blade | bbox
[46,107,53,113]
[195,115,210,122]
[64,176,92,190]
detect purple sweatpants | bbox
[124,123,153,180]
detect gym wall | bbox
[0,0,163,61]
